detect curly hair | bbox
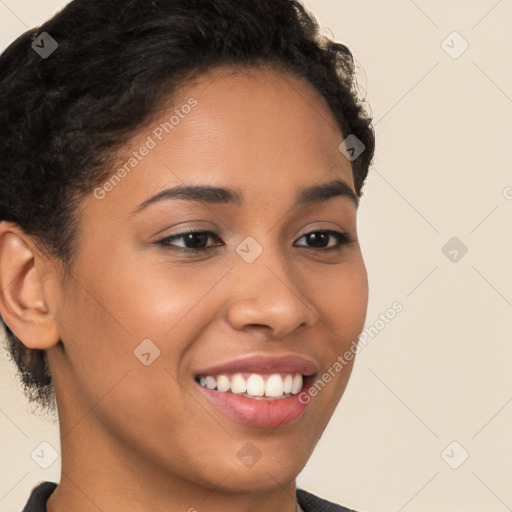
[0,0,375,412]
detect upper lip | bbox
[194,355,318,377]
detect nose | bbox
[225,247,318,339]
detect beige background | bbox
[1,1,511,511]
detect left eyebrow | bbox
[296,179,359,208]
[130,178,358,216]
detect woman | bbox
[0,0,375,511]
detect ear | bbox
[0,221,61,349]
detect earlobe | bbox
[0,222,61,350]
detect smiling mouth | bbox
[194,372,315,400]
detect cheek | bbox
[59,256,233,405]
[308,255,369,344]
[83,256,226,339]
[56,270,209,451]
[296,255,368,409]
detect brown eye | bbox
[294,230,352,251]
[157,230,224,253]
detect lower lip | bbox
[197,384,311,428]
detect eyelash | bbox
[156,229,353,254]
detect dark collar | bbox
[22,482,357,512]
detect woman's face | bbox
[47,66,368,493]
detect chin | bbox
[185,445,310,493]
[216,465,301,493]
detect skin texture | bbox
[0,66,368,512]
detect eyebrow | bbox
[131,178,358,216]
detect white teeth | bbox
[283,374,293,394]
[265,374,284,397]
[231,373,247,394]
[246,374,265,397]
[205,376,217,389]
[291,374,303,394]
[216,374,231,392]
[198,372,305,398]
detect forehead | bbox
[85,65,355,217]
[164,65,350,176]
